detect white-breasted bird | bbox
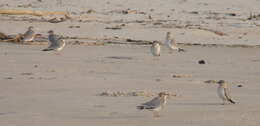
[42,30,66,52]
[22,26,36,44]
[217,80,236,105]
[137,92,169,117]
[165,32,184,52]
[151,41,161,56]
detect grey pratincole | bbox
[151,41,161,56]
[22,26,36,44]
[42,30,66,52]
[137,92,169,117]
[217,80,236,105]
[165,32,185,52]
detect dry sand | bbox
[0,0,260,126]
[1,44,260,126]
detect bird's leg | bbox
[222,100,227,105]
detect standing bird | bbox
[22,26,36,44]
[137,92,169,117]
[151,41,161,56]
[217,80,236,105]
[42,30,66,53]
[165,32,185,52]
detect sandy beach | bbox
[1,0,260,126]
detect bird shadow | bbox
[106,56,133,60]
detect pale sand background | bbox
[1,0,260,126]
[0,44,260,126]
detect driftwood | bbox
[1,34,23,43]
[194,27,228,36]
[0,9,71,19]
[0,32,9,40]
[0,36,105,46]
[160,23,228,36]
[181,25,228,36]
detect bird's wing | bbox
[224,88,236,104]
[23,30,34,40]
[48,34,60,48]
[169,38,177,45]
[141,97,161,108]
[224,88,232,100]
[172,38,176,45]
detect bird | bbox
[42,30,66,53]
[151,41,161,56]
[137,92,169,117]
[217,80,236,105]
[22,26,36,44]
[165,32,185,52]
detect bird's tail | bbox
[178,48,185,52]
[136,106,145,110]
[42,48,53,51]
[229,99,236,104]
